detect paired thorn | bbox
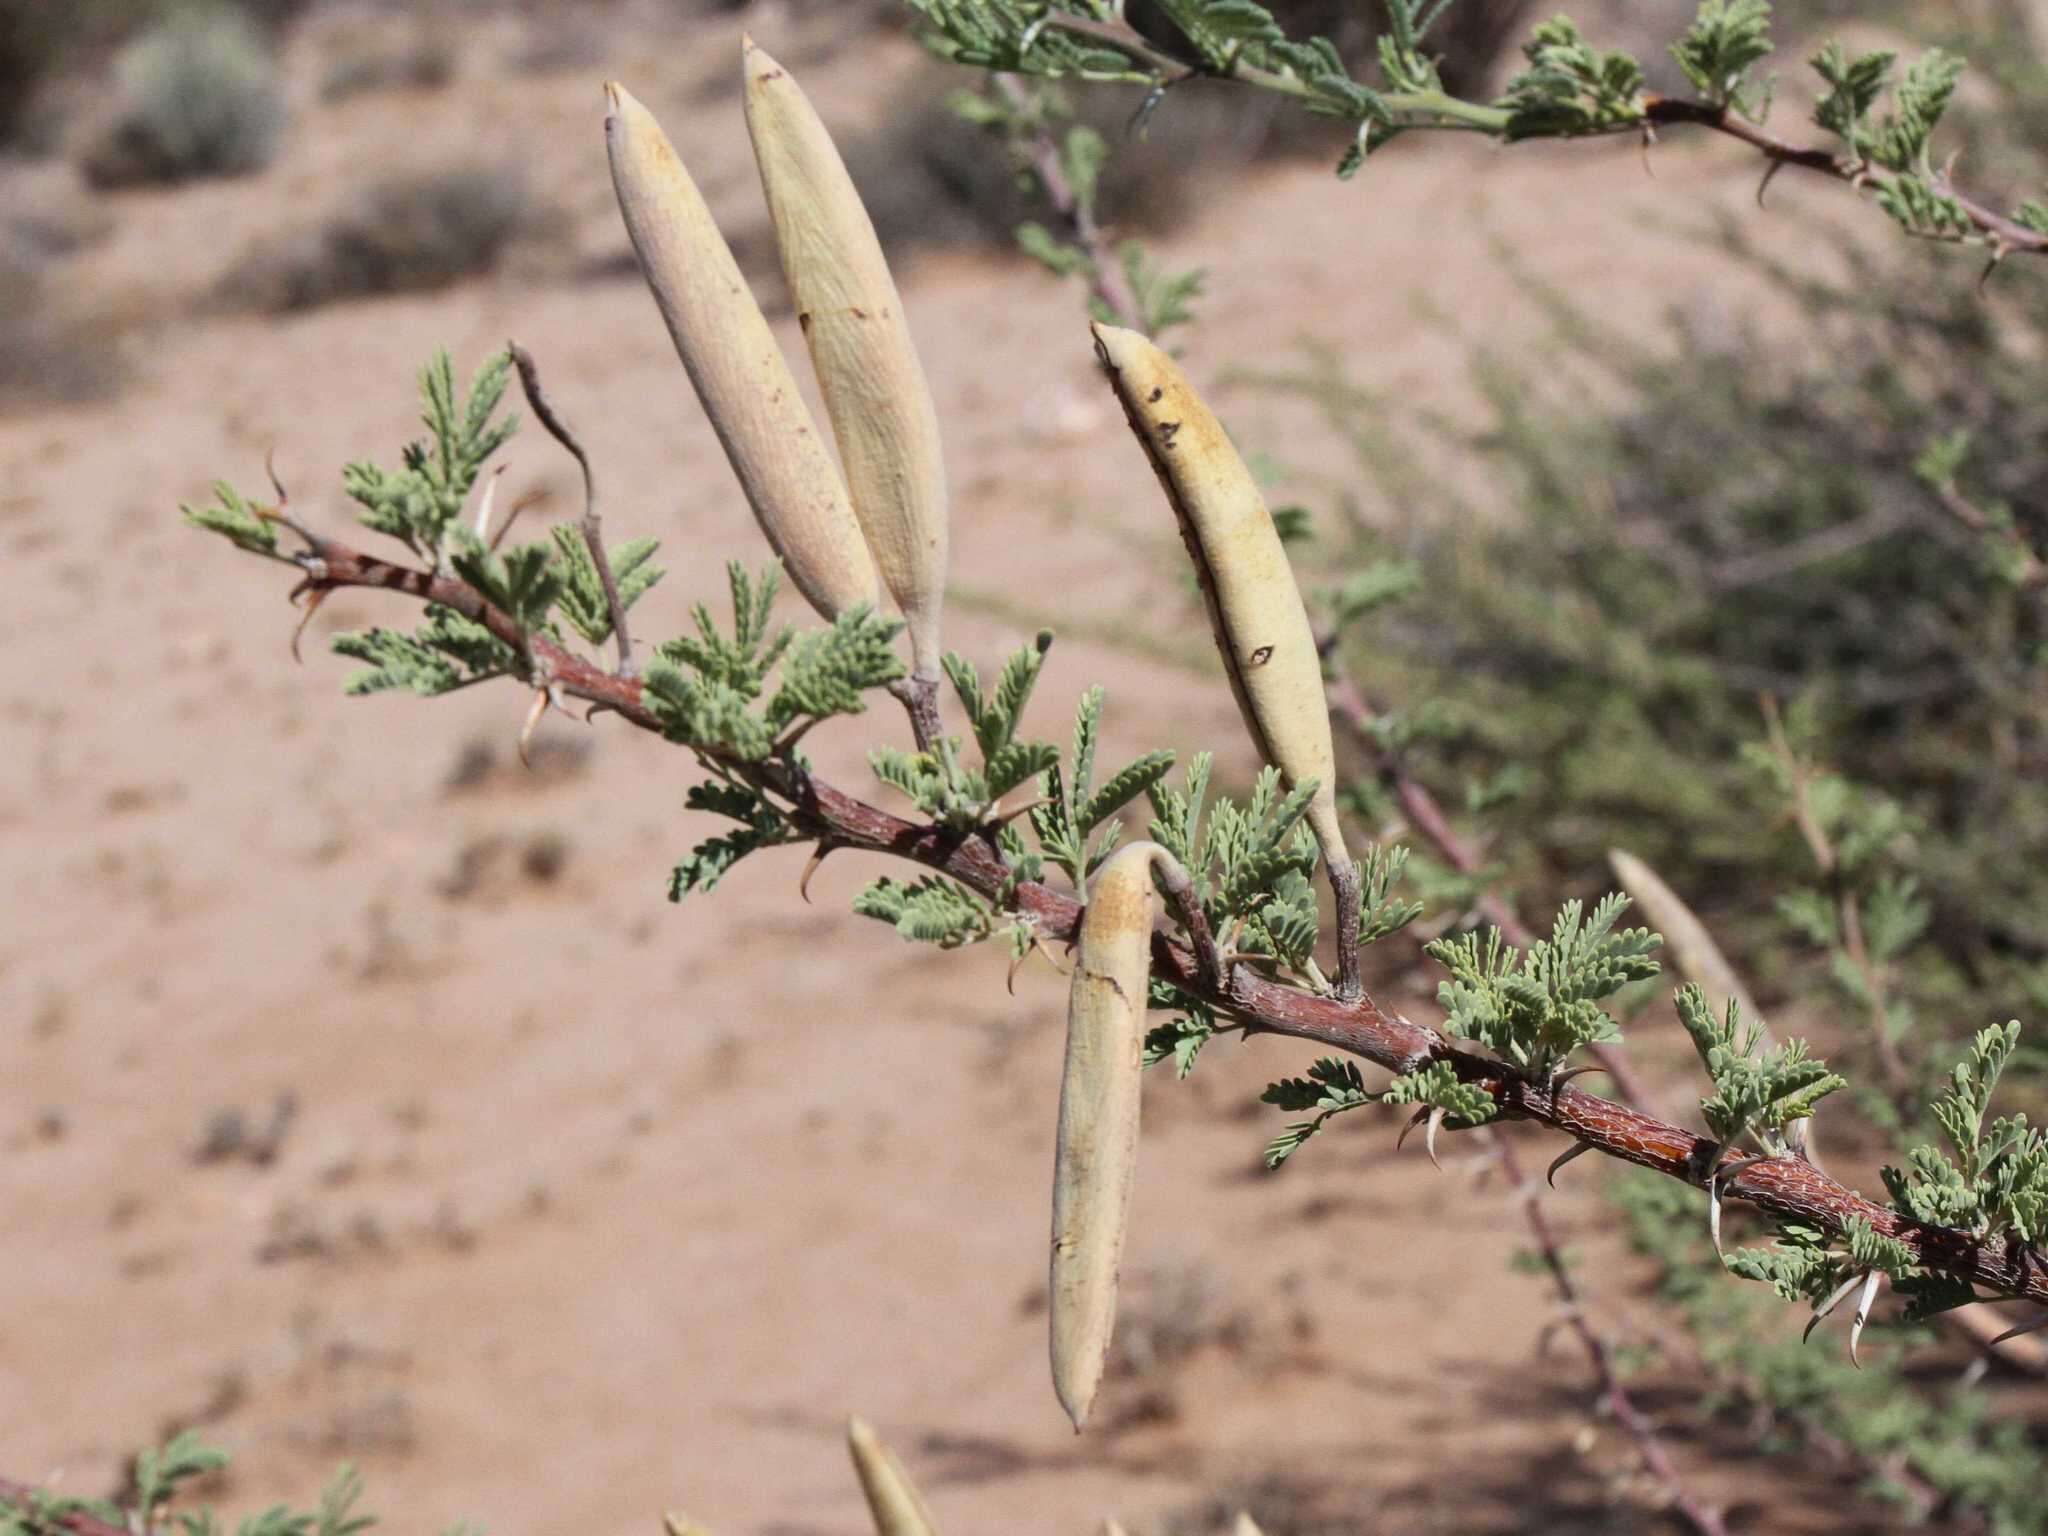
[1803,1269,1867,1346]
[1394,1106,1447,1171]
[288,584,329,663]
[1551,1064,1607,1087]
[1705,1153,1766,1262]
[518,685,559,768]
[799,838,840,904]
[1006,925,1070,994]
[264,446,289,505]
[1546,1139,1594,1189]
[1848,1269,1884,1368]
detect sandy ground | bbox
[1,6,1930,1533]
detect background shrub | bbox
[216,163,532,311]
[78,6,285,189]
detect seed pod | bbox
[1052,840,1170,1432]
[846,1417,941,1536]
[1232,1516,1268,1536]
[603,80,877,623]
[1091,324,1350,878]
[742,40,948,682]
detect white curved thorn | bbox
[1708,1175,1725,1261]
[1424,1106,1447,1172]
[518,686,552,769]
[1803,1270,1867,1345]
[1848,1269,1884,1368]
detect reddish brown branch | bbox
[1321,655,1669,1116]
[277,528,2048,1310]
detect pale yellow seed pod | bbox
[743,40,948,682]
[1606,849,1761,1029]
[662,1515,715,1536]
[603,81,878,623]
[1091,324,1350,877]
[846,1417,942,1536]
[1101,1522,1132,1536]
[1231,1515,1268,1536]
[1052,840,1169,1432]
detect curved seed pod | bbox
[1091,324,1351,878]
[846,1417,942,1536]
[1232,1516,1269,1536]
[1053,840,1172,1432]
[742,40,948,682]
[603,81,877,623]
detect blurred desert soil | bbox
[0,4,1894,1532]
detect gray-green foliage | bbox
[1677,985,1844,1157]
[1669,0,1773,118]
[342,350,517,563]
[1260,1055,1374,1167]
[0,1434,385,1536]
[1884,1022,2048,1243]
[905,0,2023,250]
[1030,683,1176,883]
[873,632,1062,830]
[1425,894,1661,1077]
[81,9,285,188]
[640,564,905,762]
[1616,1175,2048,1536]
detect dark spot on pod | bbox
[1147,387,1163,403]
[1249,645,1274,666]
[850,306,868,320]
[798,311,813,334]
[1159,420,1182,448]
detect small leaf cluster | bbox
[1030,684,1176,885]
[331,605,517,697]
[1142,980,1218,1078]
[1146,754,1386,986]
[181,480,280,558]
[1498,18,1646,140]
[853,875,995,947]
[670,782,794,903]
[872,632,1060,830]
[1677,985,1844,1156]
[905,1,1147,81]
[1382,1058,1498,1126]
[1670,0,1773,120]
[641,564,906,762]
[1,1434,382,1536]
[1260,1055,1373,1167]
[1883,1022,2048,1242]
[1425,894,1661,1076]
[1810,42,1975,240]
[550,524,662,648]
[341,350,516,563]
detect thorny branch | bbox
[264,524,2048,1311]
[1022,14,2048,263]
